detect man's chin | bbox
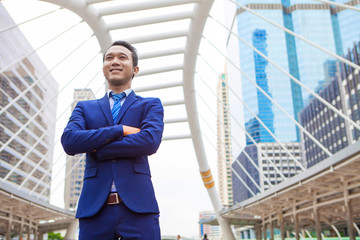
[107,79,128,86]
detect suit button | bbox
[112,160,116,162]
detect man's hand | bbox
[123,125,141,136]
[92,126,139,153]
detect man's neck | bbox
[109,85,130,94]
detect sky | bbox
[2,0,229,238]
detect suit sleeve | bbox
[95,98,164,160]
[61,101,124,155]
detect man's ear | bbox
[133,66,139,76]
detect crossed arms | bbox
[61,98,164,160]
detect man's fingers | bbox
[123,125,141,136]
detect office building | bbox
[227,0,359,203]
[333,0,360,53]
[199,211,221,239]
[232,142,302,203]
[233,1,340,143]
[235,227,256,240]
[217,72,233,207]
[227,0,360,145]
[64,89,95,210]
[300,41,360,168]
[0,3,58,201]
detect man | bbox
[61,40,164,239]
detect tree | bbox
[48,232,64,240]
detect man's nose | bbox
[111,57,121,65]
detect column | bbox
[18,218,24,240]
[342,180,354,240]
[256,224,262,240]
[5,219,11,240]
[263,221,267,240]
[293,208,300,240]
[37,231,44,240]
[279,211,285,240]
[26,225,31,240]
[64,219,79,240]
[314,208,321,240]
[344,196,355,239]
[270,221,274,240]
[32,227,37,240]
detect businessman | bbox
[61,40,164,240]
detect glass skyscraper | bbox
[235,0,358,144]
[230,0,360,202]
[334,0,360,52]
[0,3,58,201]
[300,41,360,168]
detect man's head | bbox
[103,40,139,91]
[103,40,138,67]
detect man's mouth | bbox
[110,69,122,72]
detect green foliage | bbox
[48,232,64,240]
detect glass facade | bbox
[291,9,337,104]
[232,145,259,203]
[232,0,360,202]
[336,1,360,52]
[300,42,360,167]
[235,0,359,144]
[0,4,58,201]
[237,9,296,143]
[253,29,275,142]
[232,142,302,203]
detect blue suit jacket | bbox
[61,91,164,218]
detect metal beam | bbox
[107,10,193,30]
[98,0,198,15]
[353,223,360,237]
[125,30,188,44]
[330,225,342,240]
[41,0,112,53]
[164,117,188,124]
[162,99,185,107]
[133,81,183,92]
[182,0,235,238]
[137,64,183,77]
[86,0,111,3]
[139,47,185,60]
[162,134,191,141]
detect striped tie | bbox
[110,92,126,193]
[110,92,126,122]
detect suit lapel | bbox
[98,93,114,126]
[114,91,137,124]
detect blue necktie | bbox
[111,92,126,122]
[110,92,126,193]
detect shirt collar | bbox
[107,88,132,98]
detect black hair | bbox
[103,40,138,67]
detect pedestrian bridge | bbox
[0,181,75,239]
[0,0,360,239]
[204,141,360,240]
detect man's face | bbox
[103,45,139,88]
